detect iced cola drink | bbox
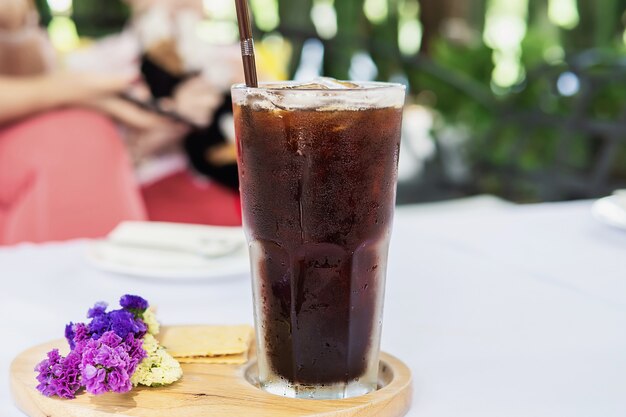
[232,79,405,399]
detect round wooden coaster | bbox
[11,337,412,417]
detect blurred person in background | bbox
[0,0,241,246]
[124,0,244,190]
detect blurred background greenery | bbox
[39,0,626,203]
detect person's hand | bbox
[206,143,238,166]
[0,0,32,31]
[166,76,223,128]
[126,120,189,161]
[50,71,138,103]
[90,93,190,160]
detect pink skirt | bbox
[0,108,242,245]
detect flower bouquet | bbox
[34,295,182,399]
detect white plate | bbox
[86,224,250,281]
[591,195,626,230]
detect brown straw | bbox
[234,0,258,87]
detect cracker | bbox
[159,325,253,358]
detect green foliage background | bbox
[41,0,626,201]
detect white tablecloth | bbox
[1,200,625,417]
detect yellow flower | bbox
[132,334,182,387]
[142,307,160,336]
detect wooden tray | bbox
[11,335,412,417]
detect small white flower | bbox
[132,334,182,387]
[142,307,161,336]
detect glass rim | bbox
[231,80,406,93]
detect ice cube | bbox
[311,77,360,89]
[265,78,361,90]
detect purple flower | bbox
[107,368,131,393]
[35,349,82,399]
[73,323,90,345]
[89,309,146,340]
[80,331,146,395]
[65,322,91,350]
[65,323,75,349]
[87,302,108,319]
[88,313,110,338]
[123,334,147,374]
[82,365,108,395]
[110,309,146,339]
[35,295,152,399]
[119,295,149,312]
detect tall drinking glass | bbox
[232,81,405,399]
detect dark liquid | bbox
[235,104,402,384]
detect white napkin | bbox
[592,190,626,230]
[613,189,626,209]
[107,221,245,258]
[87,222,249,279]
